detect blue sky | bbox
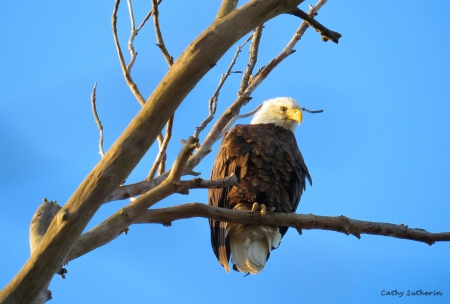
[1,1,450,303]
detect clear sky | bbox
[1,1,450,303]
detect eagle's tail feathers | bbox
[228,224,281,275]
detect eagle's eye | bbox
[280,106,287,112]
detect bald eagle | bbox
[209,97,312,275]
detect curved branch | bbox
[137,203,450,246]
[152,0,174,67]
[90,83,105,158]
[112,0,146,106]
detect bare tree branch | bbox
[127,0,162,72]
[112,0,146,106]
[239,25,263,95]
[286,3,341,43]
[90,83,105,158]
[238,105,323,120]
[137,203,450,246]
[194,35,252,138]
[152,0,173,67]
[217,0,239,19]
[147,115,174,180]
[302,107,323,114]
[237,104,262,119]
[125,0,137,71]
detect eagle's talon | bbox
[251,202,266,220]
[259,204,266,220]
[251,202,259,213]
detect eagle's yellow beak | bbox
[286,108,303,125]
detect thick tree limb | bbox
[29,199,61,255]
[137,203,450,246]
[0,2,304,302]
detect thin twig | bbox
[237,104,262,119]
[237,105,323,120]
[112,0,146,106]
[137,1,160,32]
[239,25,263,95]
[194,35,253,138]
[127,1,161,72]
[302,107,323,114]
[147,115,174,180]
[125,0,137,71]
[151,0,173,67]
[90,83,105,158]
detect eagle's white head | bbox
[250,97,302,132]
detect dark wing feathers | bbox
[208,124,311,266]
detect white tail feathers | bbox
[227,224,281,274]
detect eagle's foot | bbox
[251,202,266,220]
[251,202,260,213]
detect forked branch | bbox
[112,0,146,105]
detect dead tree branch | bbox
[112,0,146,106]
[286,3,341,43]
[194,35,252,138]
[239,25,263,94]
[90,83,105,158]
[147,115,174,180]
[137,203,450,246]
[152,0,173,67]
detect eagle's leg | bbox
[251,202,266,220]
